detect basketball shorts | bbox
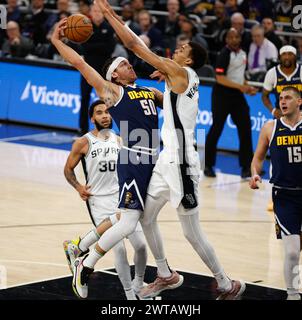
[272,187,302,239]
[87,191,119,226]
[117,147,157,211]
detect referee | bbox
[204,28,257,178]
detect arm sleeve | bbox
[215,48,230,76]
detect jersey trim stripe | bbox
[170,92,198,209]
[274,214,290,236]
[269,119,277,147]
[81,156,97,226]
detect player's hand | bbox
[76,184,93,201]
[249,174,262,189]
[51,18,67,43]
[95,0,124,24]
[150,70,166,82]
[247,86,258,96]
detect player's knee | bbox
[134,240,147,256]
[140,214,155,228]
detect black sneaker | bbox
[241,168,251,179]
[204,166,216,177]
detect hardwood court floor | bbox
[0,140,294,296]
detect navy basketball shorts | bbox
[272,187,302,239]
[117,148,157,211]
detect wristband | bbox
[271,108,276,116]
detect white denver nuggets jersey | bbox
[82,132,120,196]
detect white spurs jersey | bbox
[155,67,200,208]
[81,131,120,196]
[160,66,200,168]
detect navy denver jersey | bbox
[269,119,302,188]
[273,65,302,109]
[109,85,159,149]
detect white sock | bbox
[132,275,144,291]
[156,258,172,278]
[124,288,137,300]
[214,271,232,291]
[83,248,103,269]
[79,229,100,252]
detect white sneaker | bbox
[286,293,301,300]
[72,255,93,299]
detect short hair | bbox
[281,86,301,98]
[89,99,106,118]
[251,24,264,35]
[188,41,208,70]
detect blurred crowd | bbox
[0,0,301,80]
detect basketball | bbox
[64,14,93,43]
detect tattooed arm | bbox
[51,18,121,107]
[64,137,93,201]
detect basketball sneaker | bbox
[139,271,184,299]
[63,237,88,274]
[72,255,93,299]
[216,280,246,300]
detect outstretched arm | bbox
[51,19,120,107]
[96,0,188,93]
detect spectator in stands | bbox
[120,1,140,34]
[7,0,21,23]
[193,0,215,17]
[204,1,231,61]
[179,18,208,49]
[130,0,144,19]
[21,0,49,45]
[225,0,239,17]
[247,25,278,82]
[204,28,256,178]
[296,38,302,65]
[130,34,156,77]
[275,0,291,23]
[239,0,274,22]
[79,3,116,134]
[155,0,181,52]
[79,0,91,17]
[45,0,71,33]
[181,0,202,13]
[231,12,251,54]
[137,9,164,50]
[2,21,34,57]
[175,33,189,48]
[261,17,283,51]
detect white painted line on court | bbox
[0,132,52,142]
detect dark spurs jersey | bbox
[269,118,302,188]
[109,84,159,150]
